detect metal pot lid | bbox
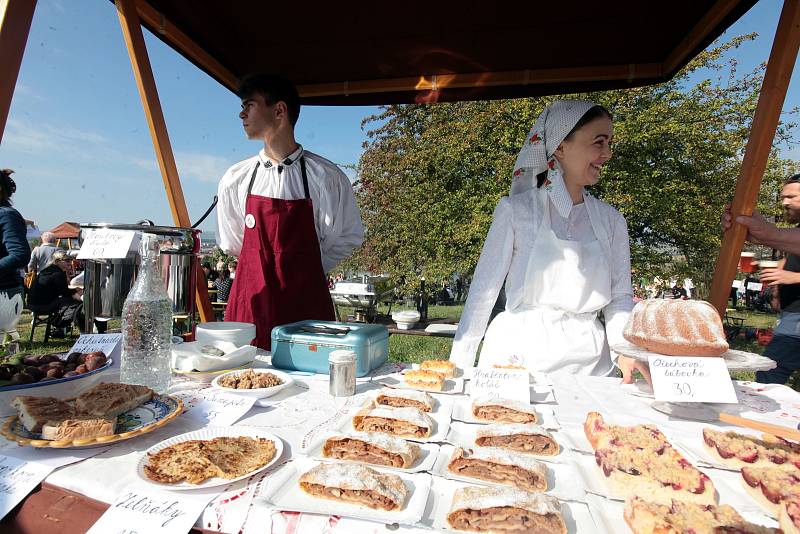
[80,222,199,237]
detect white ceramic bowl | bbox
[392,310,420,331]
[211,368,294,399]
[195,322,256,347]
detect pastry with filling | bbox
[403,369,445,391]
[419,359,456,378]
[741,465,800,517]
[298,463,406,511]
[375,388,435,412]
[322,432,420,469]
[780,497,800,534]
[144,436,276,484]
[585,411,670,452]
[446,486,566,533]
[41,417,115,441]
[76,382,155,418]
[474,423,560,456]
[624,496,780,534]
[352,403,433,439]
[471,397,539,424]
[11,396,75,433]
[447,447,548,492]
[703,428,800,470]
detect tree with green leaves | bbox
[344,35,798,299]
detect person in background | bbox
[0,169,31,335]
[28,231,58,275]
[672,281,688,300]
[723,173,800,384]
[27,250,82,336]
[228,260,237,280]
[214,269,233,303]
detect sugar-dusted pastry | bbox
[471,397,539,424]
[403,369,444,391]
[741,465,800,517]
[419,359,456,378]
[446,486,566,533]
[352,403,433,439]
[298,463,407,511]
[375,388,435,412]
[474,423,560,456]
[322,431,420,469]
[624,496,780,534]
[623,299,728,356]
[703,428,800,470]
[780,497,800,534]
[447,447,548,492]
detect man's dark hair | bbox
[0,168,17,204]
[237,74,301,127]
[783,173,800,187]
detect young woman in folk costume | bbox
[449,100,649,382]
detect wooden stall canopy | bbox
[128,0,758,105]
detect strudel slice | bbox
[781,497,800,534]
[475,424,560,456]
[703,428,800,470]
[472,397,539,424]
[446,486,566,534]
[298,463,406,511]
[447,447,548,492]
[741,466,800,517]
[352,404,433,439]
[322,432,420,469]
[403,369,445,391]
[624,496,780,534]
[376,388,435,412]
[420,359,456,378]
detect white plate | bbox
[430,444,587,502]
[451,398,560,430]
[263,456,432,526]
[381,375,465,395]
[135,426,284,490]
[306,430,440,473]
[424,477,598,533]
[211,368,294,398]
[445,421,570,463]
[611,341,777,372]
[341,400,452,443]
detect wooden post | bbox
[0,0,37,145]
[708,0,800,316]
[115,0,214,323]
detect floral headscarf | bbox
[509,100,596,217]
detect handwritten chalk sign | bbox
[77,229,139,259]
[87,487,216,534]
[174,388,256,427]
[649,356,738,403]
[469,368,530,403]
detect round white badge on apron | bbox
[245,213,256,228]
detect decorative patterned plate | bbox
[1,393,183,448]
[611,341,777,371]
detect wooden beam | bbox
[0,0,36,145]
[663,0,741,75]
[709,0,800,316]
[115,0,214,323]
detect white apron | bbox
[479,189,614,376]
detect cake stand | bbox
[610,341,777,422]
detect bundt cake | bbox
[623,299,728,357]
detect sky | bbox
[0,0,798,237]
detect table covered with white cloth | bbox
[1,364,797,533]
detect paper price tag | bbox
[731,280,743,289]
[469,368,530,403]
[87,487,216,534]
[0,455,52,519]
[746,282,763,291]
[69,333,122,368]
[649,356,738,403]
[77,229,139,259]
[174,388,256,427]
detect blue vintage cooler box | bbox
[271,321,389,377]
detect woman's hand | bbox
[618,355,652,386]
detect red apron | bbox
[225,156,335,349]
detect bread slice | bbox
[76,383,154,418]
[11,396,75,433]
[41,417,115,441]
[403,369,444,391]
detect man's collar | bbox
[258,145,303,168]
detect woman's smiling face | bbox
[554,116,613,188]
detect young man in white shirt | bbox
[217,74,363,349]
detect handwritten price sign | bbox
[469,368,530,403]
[77,229,139,260]
[649,356,738,403]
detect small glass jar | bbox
[329,349,356,397]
